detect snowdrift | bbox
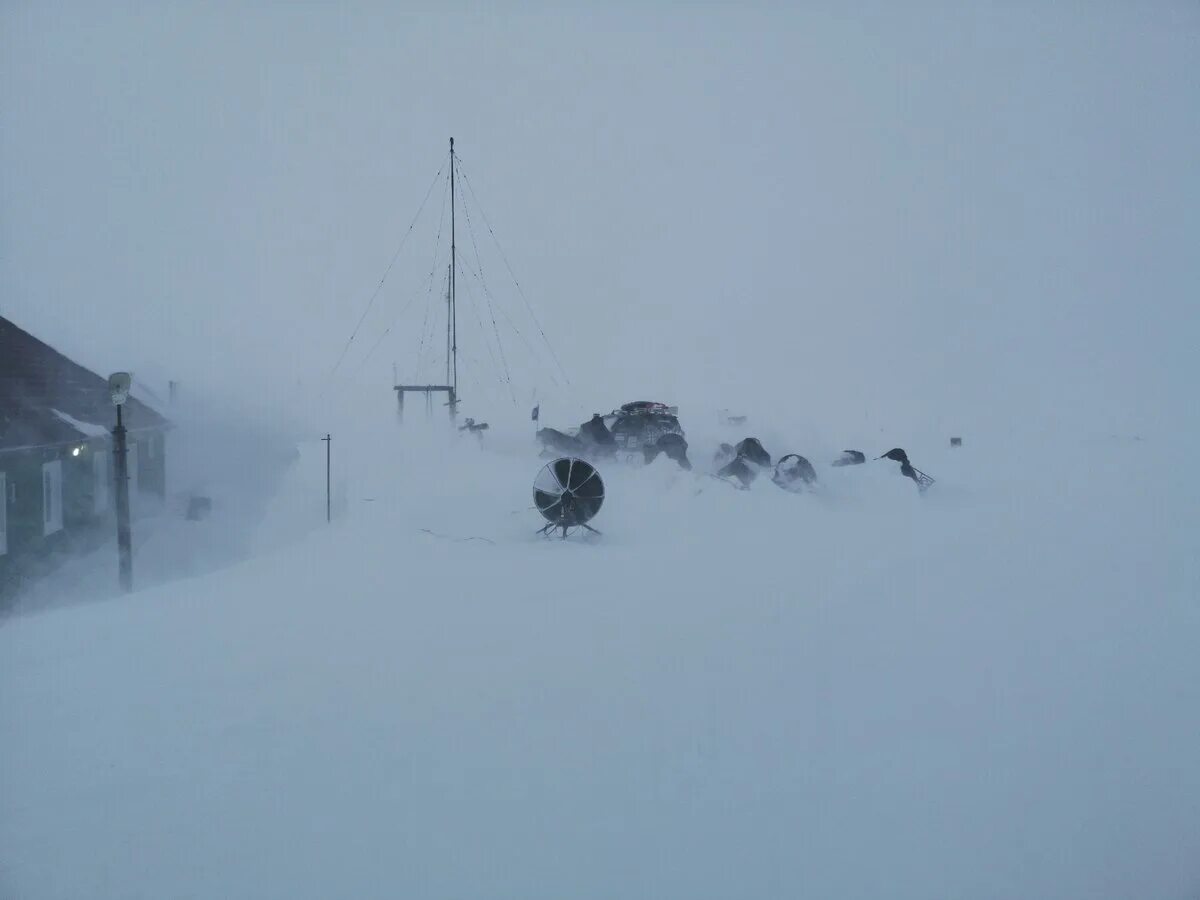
[2,419,1197,900]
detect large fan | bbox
[533,457,605,537]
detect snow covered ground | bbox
[2,412,1197,899]
[3,2,1196,896]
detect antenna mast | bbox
[391,139,462,425]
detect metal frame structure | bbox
[394,137,459,425]
[393,383,457,423]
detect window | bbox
[42,460,63,536]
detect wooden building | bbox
[0,316,169,590]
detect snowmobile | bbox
[733,437,771,468]
[593,401,691,469]
[714,437,773,488]
[832,450,866,467]
[537,401,691,470]
[644,431,691,469]
[537,427,586,458]
[608,402,685,453]
[712,440,820,493]
[878,448,935,492]
[458,417,489,446]
[772,454,818,492]
[578,413,618,460]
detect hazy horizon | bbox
[3,3,1196,441]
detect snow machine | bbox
[832,450,866,467]
[537,427,586,458]
[577,413,617,460]
[609,401,684,449]
[644,431,692,470]
[772,454,818,492]
[715,438,772,488]
[605,401,689,468]
[533,457,605,538]
[734,437,771,468]
[459,418,489,444]
[717,456,758,489]
[878,448,935,493]
[539,401,690,470]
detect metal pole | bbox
[113,404,133,592]
[449,137,458,421]
[322,433,331,522]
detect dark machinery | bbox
[772,454,818,492]
[533,457,605,538]
[878,448,935,492]
[608,401,685,457]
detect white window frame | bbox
[42,459,63,536]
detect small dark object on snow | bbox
[186,495,212,521]
[773,454,818,492]
[459,417,489,433]
[950,437,962,447]
[720,410,748,426]
[878,448,935,492]
[734,438,771,468]
[832,450,866,467]
[644,432,692,470]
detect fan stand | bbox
[537,522,602,539]
[536,492,602,539]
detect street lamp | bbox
[109,372,133,592]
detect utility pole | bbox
[322,433,331,522]
[449,136,458,420]
[109,373,133,592]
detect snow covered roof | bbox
[50,409,112,439]
[0,315,169,451]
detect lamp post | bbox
[109,372,133,592]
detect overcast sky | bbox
[2,2,1197,442]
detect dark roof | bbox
[0,316,168,451]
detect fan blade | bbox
[568,461,595,489]
[552,459,573,491]
[534,490,562,512]
[575,474,604,499]
[534,466,565,497]
[575,496,603,522]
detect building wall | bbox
[0,429,168,597]
[133,431,167,497]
